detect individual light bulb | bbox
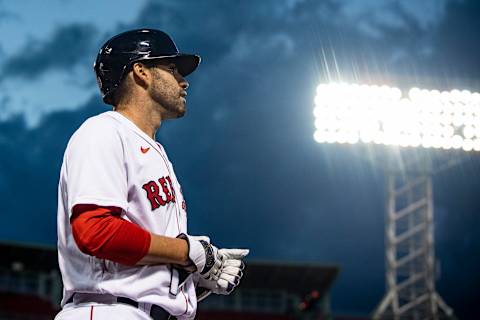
[390,87,402,101]
[461,90,472,103]
[347,132,360,144]
[313,130,326,143]
[442,125,454,137]
[452,135,463,149]
[326,133,337,143]
[452,113,464,127]
[440,91,451,104]
[442,139,452,150]
[451,89,462,102]
[473,139,480,151]
[463,126,475,139]
[462,139,474,151]
[409,87,421,101]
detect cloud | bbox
[123,0,464,88]
[0,68,97,126]
[338,0,448,38]
[0,23,100,126]
[427,0,480,80]
[0,23,97,81]
[227,32,295,62]
[0,2,150,125]
[0,96,104,243]
[0,0,464,126]
[0,1,19,23]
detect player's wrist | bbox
[177,233,221,276]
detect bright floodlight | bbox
[313,82,480,151]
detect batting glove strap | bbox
[178,233,221,278]
[199,240,215,275]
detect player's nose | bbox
[178,77,189,90]
[174,69,189,89]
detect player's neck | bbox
[115,105,161,140]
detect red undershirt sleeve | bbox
[70,204,151,266]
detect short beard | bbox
[150,73,185,119]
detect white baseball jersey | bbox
[57,111,197,319]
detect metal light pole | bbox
[373,152,454,319]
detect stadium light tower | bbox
[313,82,480,319]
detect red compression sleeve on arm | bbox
[71,204,151,266]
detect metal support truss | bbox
[373,155,455,320]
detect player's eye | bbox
[167,65,178,75]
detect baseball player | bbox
[55,29,249,320]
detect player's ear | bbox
[131,62,150,89]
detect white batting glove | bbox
[219,248,250,260]
[196,248,249,297]
[177,234,223,280]
[218,248,249,292]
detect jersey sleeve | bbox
[65,118,128,217]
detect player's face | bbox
[148,61,189,119]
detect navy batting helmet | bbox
[94,29,201,105]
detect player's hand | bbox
[177,234,223,280]
[219,248,249,260]
[197,248,249,296]
[217,248,249,293]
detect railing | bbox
[0,268,62,306]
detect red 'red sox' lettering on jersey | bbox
[142,176,176,210]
